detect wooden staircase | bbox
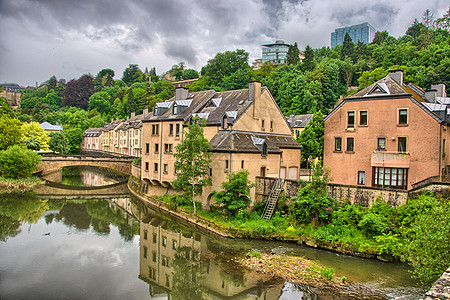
[261,178,285,221]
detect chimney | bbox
[175,87,189,100]
[388,69,403,86]
[143,108,149,117]
[249,81,262,119]
[116,117,119,121]
[431,83,447,98]
[425,89,438,103]
[131,112,135,118]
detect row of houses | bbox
[82,82,302,204]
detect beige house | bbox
[324,70,449,190]
[141,82,301,206]
[82,127,103,150]
[286,114,314,139]
[116,109,149,157]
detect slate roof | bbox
[117,112,147,131]
[286,114,314,129]
[40,122,63,131]
[209,131,301,153]
[102,119,124,132]
[83,127,104,137]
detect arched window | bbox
[173,103,178,115]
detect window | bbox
[176,124,180,136]
[152,124,159,135]
[154,163,158,172]
[346,137,354,152]
[373,167,408,189]
[398,109,408,125]
[164,144,173,153]
[173,103,179,115]
[155,143,159,153]
[162,236,167,247]
[358,171,365,185]
[162,256,169,267]
[261,119,265,130]
[222,115,228,129]
[143,246,147,258]
[169,124,174,136]
[152,233,157,243]
[209,168,212,176]
[225,160,229,169]
[335,137,342,152]
[443,139,446,157]
[143,230,148,240]
[398,137,407,153]
[359,111,368,126]
[377,138,386,151]
[270,121,274,131]
[241,160,244,169]
[172,240,177,250]
[149,267,156,280]
[163,164,168,174]
[347,111,355,128]
[145,162,149,171]
[262,142,268,157]
[152,251,156,262]
[166,275,170,288]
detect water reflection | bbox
[42,166,128,187]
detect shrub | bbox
[48,131,68,154]
[0,145,41,178]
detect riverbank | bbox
[0,176,44,191]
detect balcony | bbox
[371,151,410,168]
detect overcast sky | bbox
[0,0,448,87]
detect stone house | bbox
[100,118,124,153]
[141,82,301,206]
[286,114,314,139]
[324,70,449,190]
[116,109,149,157]
[82,127,103,150]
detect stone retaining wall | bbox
[132,164,141,179]
[422,267,450,300]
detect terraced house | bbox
[324,70,449,190]
[115,109,149,157]
[141,82,301,206]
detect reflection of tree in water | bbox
[0,192,49,241]
[171,246,205,300]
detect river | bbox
[0,166,426,299]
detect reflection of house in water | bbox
[138,211,282,299]
[80,167,123,187]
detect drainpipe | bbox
[159,120,163,183]
[439,122,443,181]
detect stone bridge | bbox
[36,154,134,175]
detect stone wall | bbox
[132,164,141,179]
[34,182,130,200]
[421,267,450,300]
[255,176,300,203]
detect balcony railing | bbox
[371,151,410,168]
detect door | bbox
[288,167,298,180]
[280,167,286,179]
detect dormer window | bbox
[173,103,179,115]
[222,115,229,129]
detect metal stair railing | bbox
[261,178,285,221]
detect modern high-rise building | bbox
[262,40,290,64]
[331,22,376,48]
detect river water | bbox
[0,166,426,299]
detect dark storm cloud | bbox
[0,0,448,86]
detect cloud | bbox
[0,0,448,86]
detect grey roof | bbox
[286,114,314,129]
[423,103,447,111]
[40,122,63,131]
[102,119,124,132]
[437,97,450,105]
[209,131,300,153]
[117,112,147,131]
[83,127,104,137]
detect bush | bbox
[0,145,41,178]
[48,131,68,154]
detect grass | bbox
[0,176,44,190]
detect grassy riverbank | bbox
[0,176,44,191]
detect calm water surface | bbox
[0,166,426,299]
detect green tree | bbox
[48,75,57,91]
[435,7,450,30]
[125,89,138,115]
[122,64,144,86]
[173,121,212,215]
[213,170,254,217]
[0,145,41,178]
[372,30,389,45]
[21,122,49,150]
[0,115,22,150]
[341,33,355,61]
[406,19,426,39]
[0,98,17,118]
[182,69,199,80]
[88,91,112,114]
[302,45,315,72]
[297,111,324,163]
[66,128,83,154]
[286,42,301,65]
[401,199,450,286]
[291,164,334,226]
[203,49,249,86]
[358,67,388,88]
[48,131,68,154]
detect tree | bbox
[173,121,212,215]
[182,69,199,80]
[88,91,111,115]
[406,19,426,38]
[297,111,324,163]
[66,128,84,154]
[48,75,57,91]
[290,164,334,226]
[286,42,301,65]
[0,145,41,178]
[302,45,315,72]
[435,7,450,30]
[423,9,434,28]
[212,170,254,217]
[0,115,22,150]
[21,122,49,150]
[341,33,355,61]
[125,89,138,115]
[94,68,115,92]
[0,99,17,118]
[62,75,94,109]
[122,64,144,86]
[372,30,389,45]
[48,131,68,154]
[203,49,249,86]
